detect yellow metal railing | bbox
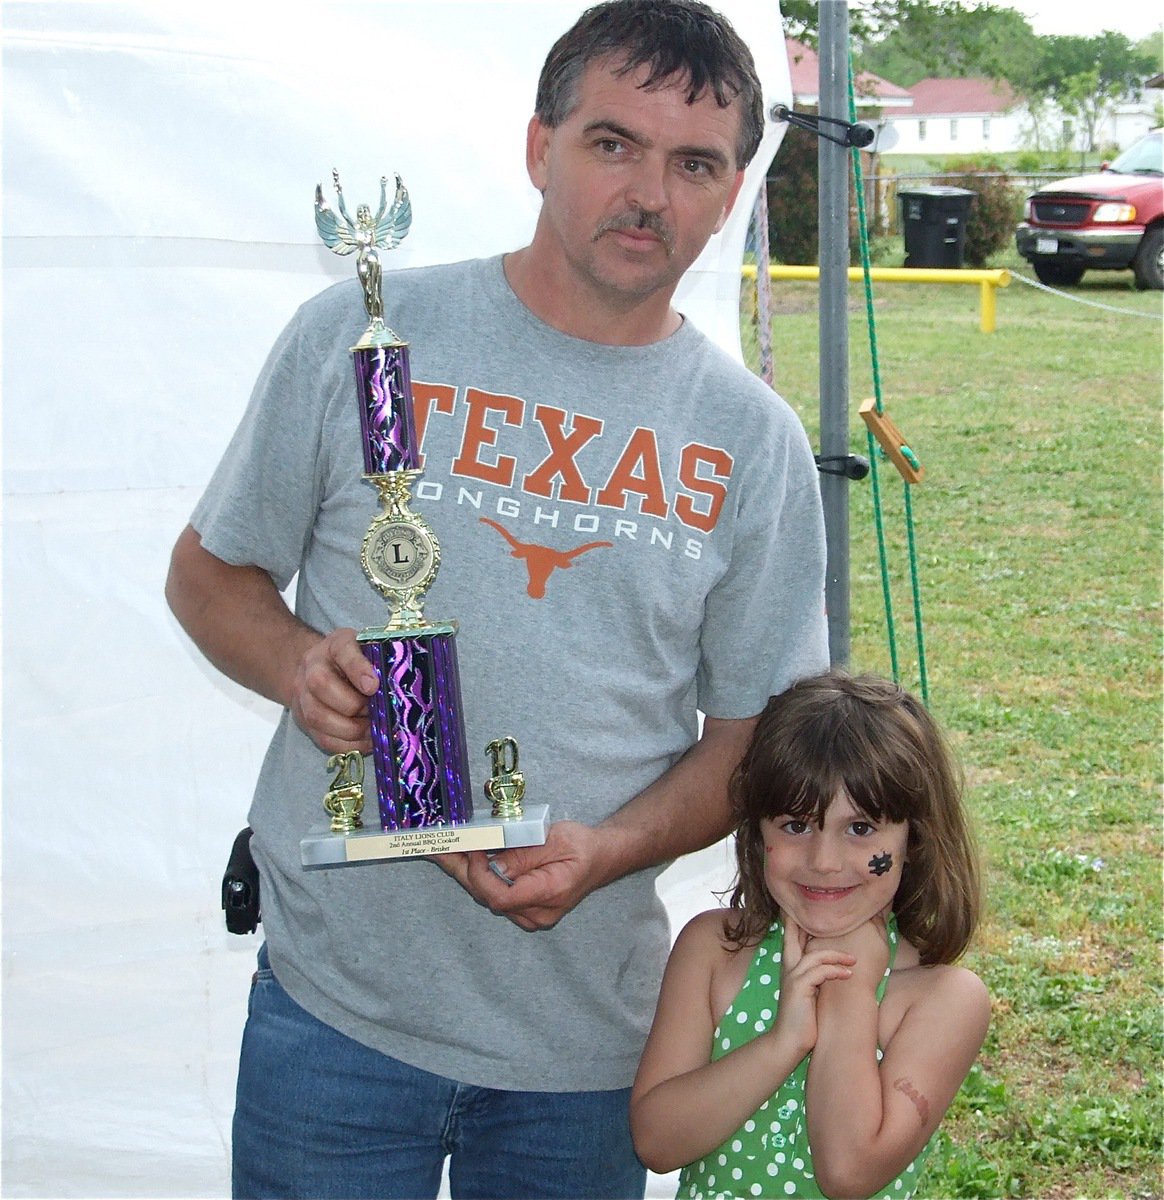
[741,263,1012,333]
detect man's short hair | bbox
[535,0,766,169]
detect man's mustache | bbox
[593,209,675,255]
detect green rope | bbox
[847,61,930,706]
[865,425,900,683]
[903,484,930,704]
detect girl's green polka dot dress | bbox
[677,916,928,1200]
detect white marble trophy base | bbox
[300,805,550,869]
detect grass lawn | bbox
[740,244,1163,1199]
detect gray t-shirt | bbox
[193,255,828,1091]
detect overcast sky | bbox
[847,0,1160,43]
[995,0,1160,42]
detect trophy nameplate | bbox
[299,172,547,869]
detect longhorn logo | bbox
[479,517,613,599]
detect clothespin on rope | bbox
[859,398,925,485]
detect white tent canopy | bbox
[3,3,790,1194]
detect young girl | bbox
[631,672,990,1200]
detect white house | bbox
[885,77,1024,156]
[884,75,1160,159]
[1099,98,1158,153]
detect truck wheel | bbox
[1132,227,1163,291]
[1033,261,1085,287]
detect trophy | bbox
[300,172,547,868]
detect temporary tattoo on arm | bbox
[868,851,894,876]
[893,1076,931,1126]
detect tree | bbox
[1132,30,1164,76]
[1017,94,1059,155]
[851,1,1039,87]
[1022,32,1158,154]
[780,0,884,48]
[765,117,820,265]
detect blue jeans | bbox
[232,945,647,1199]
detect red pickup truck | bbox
[1015,129,1163,291]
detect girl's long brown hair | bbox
[727,672,981,965]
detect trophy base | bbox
[300,805,550,869]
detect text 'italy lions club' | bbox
[410,382,736,596]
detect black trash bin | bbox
[898,186,975,268]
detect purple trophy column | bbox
[362,631,472,829]
[351,342,473,830]
[353,345,420,474]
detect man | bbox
[166,2,828,1196]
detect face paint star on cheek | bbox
[868,851,894,877]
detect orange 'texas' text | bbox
[410,382,734,535]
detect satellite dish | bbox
[873,122,901,152]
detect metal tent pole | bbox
[818,0,851,666]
